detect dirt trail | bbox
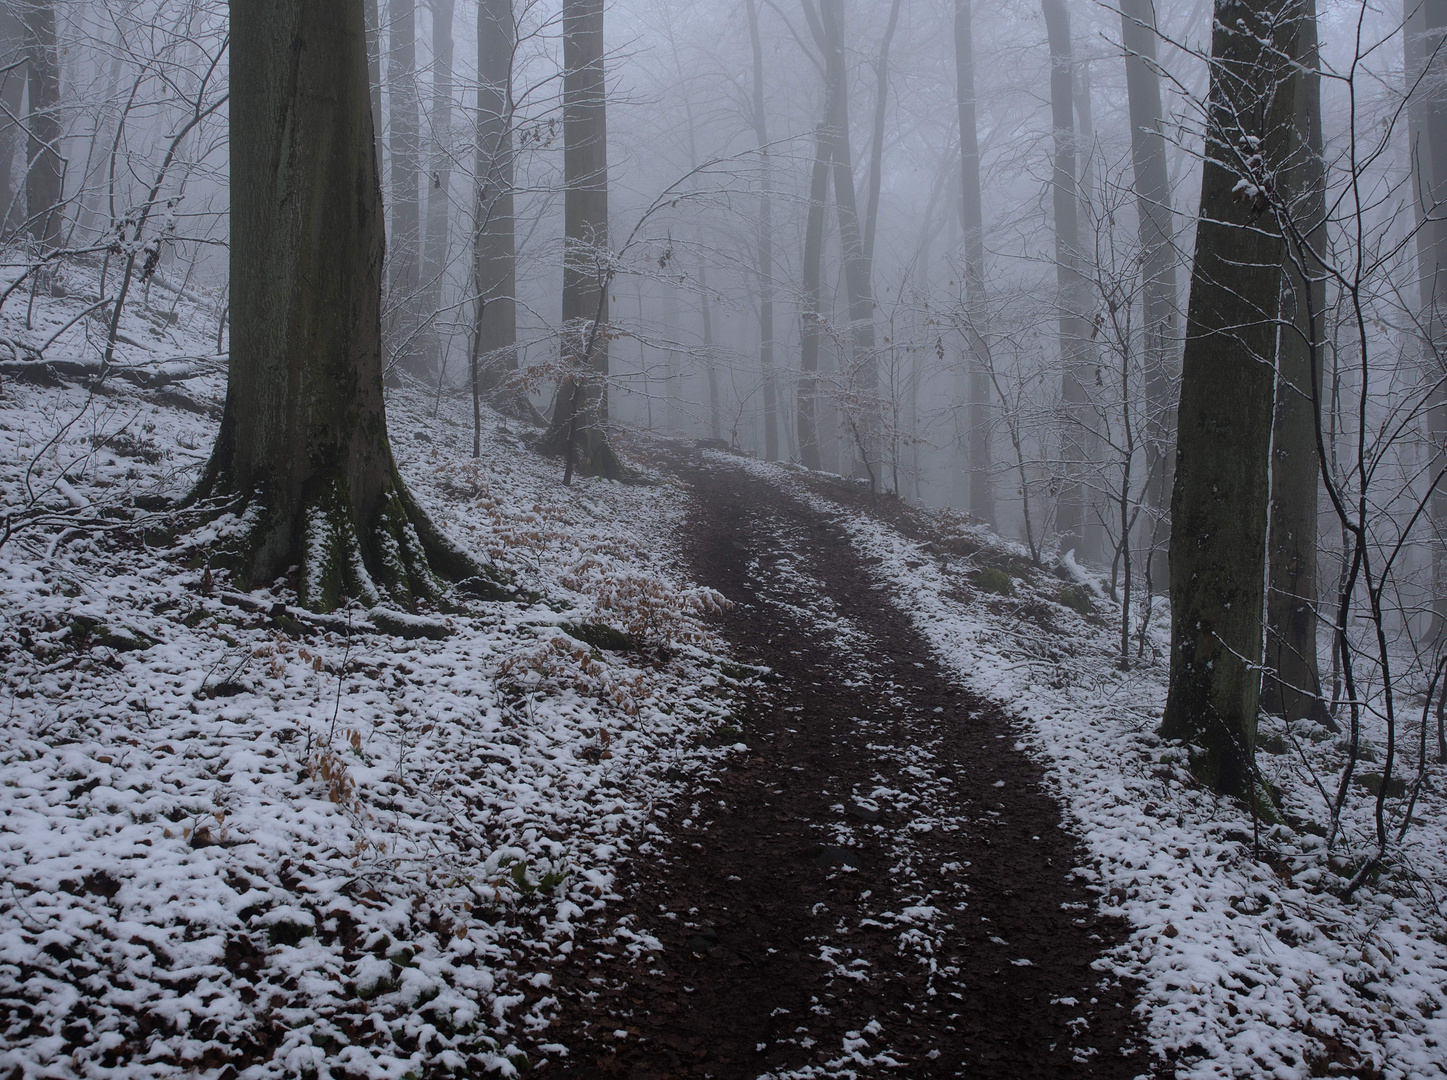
[541,461,1150,1079]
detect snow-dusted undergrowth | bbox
[721,454,1447,1080]
[0,268,743,1079]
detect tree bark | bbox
[541,0,621,479]
[956,0,994,524]
[1042,0,1090,554]
[387,0,425,375]
[1161,0,1304,800]
[1120,0,1178,588]
[422,0,455,374]
[1263,0,1327,725]
[22,0,62,251]
[746,0,780,461]
[201,0,494,613]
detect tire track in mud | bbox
[541,460,1151,1079]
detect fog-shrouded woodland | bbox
[2,1,1447,1076]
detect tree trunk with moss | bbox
[1161,0,1303,800]
[197,0,496,613]
[541,0,622,480]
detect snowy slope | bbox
[0,270,747,1079]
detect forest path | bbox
[541,459,1150,1079]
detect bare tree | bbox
[22,0,62,252]
[956,0,993,524]
[387,0,424,375]
[746,0,780,461]
[1119,0,1178,588]
[542,0,623,480]
[1041,0,1091,554]
[421,0,456,374]
[197,0,491,611]
[1263,0,1328,726]
[1161,0,1304,801]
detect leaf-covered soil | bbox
[538,459,1150,1078]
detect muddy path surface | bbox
[540,460,1150,1079]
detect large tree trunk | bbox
[1120,0,1178,589]
[1161,0,1304,800]
[956,0,994,525]
[1041,0,1090,554]
[0,10,27,239]
[473,0,527,417]
[386,0,425,376]
[1414,1,1447,639]
[746,0,780,461]
[1263,0,1327,725]
[422,0,455,374]
[820,0,879,490]
[22,0,62,251]
[200,0,492,613]
[542,0,621,480]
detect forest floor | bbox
[538,458,1149,1079]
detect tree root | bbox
[191,467,512,614]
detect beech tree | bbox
[422,0,456,374]
[387,0,424,375]
[22,0,61,251]
[198,0,490,612]
[1161,0,1304,799]
[1041,0,1090,555]
[956,0,993,524]
[1411,0,1447,638]
[1263,0,1327,726]
[1119,0,1177,586]
[0,8,22,236]
[746,0,780,461]
[471,0,530,429]
[542,0,623,480]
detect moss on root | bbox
[190,468,512,614]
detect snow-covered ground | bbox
[724,454,1447,1080]
[0,269,746,1079]
[3,257,1445,1079]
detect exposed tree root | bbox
[189,464,511,614]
